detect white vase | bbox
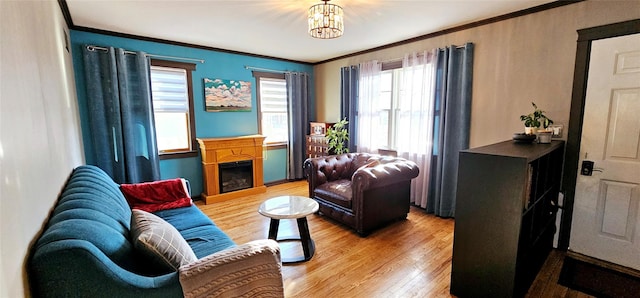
[537,131,552,143]
[524,127,538,135]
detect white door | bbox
[570,33,640,270]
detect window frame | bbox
[379,59,440,156]
[150,59,198,160]
[253,71,288,150]
[379,62,403,151]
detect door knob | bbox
[581,160,594,176]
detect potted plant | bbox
[326,118,349,154]
[520,102,553,135]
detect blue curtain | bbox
[340,65,359,153]
[82,46,160,184]
[427,43,474,217]
[285,72,310,180]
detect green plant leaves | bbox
[326,118,349,154]
[520,102,553,128]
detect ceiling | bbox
[66,0,557,64]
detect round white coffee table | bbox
[258,195,319,264]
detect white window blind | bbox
[260,78,287,112]
[259,78,288,144]
[151,66,188,113]
[150,65,191,153]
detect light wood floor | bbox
[196,180,593,297]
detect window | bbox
[254,72,288,146]
[378,70,394,149]
[375,61,434,152]
[377,69,401,150]
[150,60,197,159]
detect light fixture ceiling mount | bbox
[308,0,344,39]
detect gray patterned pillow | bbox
[130,209,197,271]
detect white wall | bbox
[0,1,84,297]
[314,1,640,148]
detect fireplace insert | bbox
[218,160,253,194]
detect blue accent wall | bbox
[70,30,314,195]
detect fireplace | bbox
[219,161,253,194]
[197,135,266,204]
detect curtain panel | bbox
[397,50,438,208]
[285,72,310,180]
[355,61,382,154]
[82,46,160,184]
[340,65,359,153]
[353,43,474,217]
[428,43,474,218]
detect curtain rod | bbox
[244,65,288,73]
[86,45,205,64]
[377,44,470,65]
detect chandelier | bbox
[308,0,344,39]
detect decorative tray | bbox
[512,133,536,143]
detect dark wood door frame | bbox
[559,19,640,250]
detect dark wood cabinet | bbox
[306,122,334,159]
[306,135,329,158]
[450,140,564,297]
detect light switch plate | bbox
[549,125,563,138]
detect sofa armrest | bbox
[351,160,420,193]
[178,239,284,298]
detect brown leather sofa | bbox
[304,153,419,236]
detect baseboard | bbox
[559,252,640,298]
[566,251,640,279]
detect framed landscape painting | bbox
[203,78,252,112]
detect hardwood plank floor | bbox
[196,180,593,297]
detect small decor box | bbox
[310,122,335,136]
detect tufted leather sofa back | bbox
[305,153,415,187]
[305,153,372,187]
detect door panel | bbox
[570,33,640,270]
[597,180,638,240]
[606,88,640,161]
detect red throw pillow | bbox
[120,178,192,213]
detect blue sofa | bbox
[29,165,283,297]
